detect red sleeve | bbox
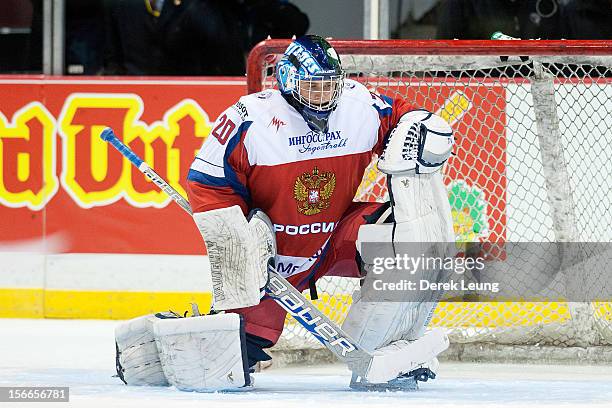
[371,93,416,156]
[186,109,252,215]
[187,182,248,214]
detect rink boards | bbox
[0,252,212,318]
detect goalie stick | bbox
[100,127,448,383]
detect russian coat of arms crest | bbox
[293,167,336,215]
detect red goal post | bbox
[247,39,612,92]
[246,39,612,362]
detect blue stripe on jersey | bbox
[380,94,394,106]
[223,121,253,203]
[187,169,230,187]
[372,94,393,117]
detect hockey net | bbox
[246,40,612,362]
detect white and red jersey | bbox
[187,79,414,278]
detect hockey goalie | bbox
[114,35,455,392]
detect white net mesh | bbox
[250,43,612,357]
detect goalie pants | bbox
[230,202,386,347]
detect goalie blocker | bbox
[193,206,275,311]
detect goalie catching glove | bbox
[378,109,454,175]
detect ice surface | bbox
[1,319,612,408]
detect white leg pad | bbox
[115,314,169,386]
[343,171,454,382]
[342,289,440,351]
[153,313,250,392]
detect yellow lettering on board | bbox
[58,94,211,208]
[0,102,58,210]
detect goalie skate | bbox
[349,328,447,391]
[349,359,439,391]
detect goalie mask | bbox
[276,35,344,133]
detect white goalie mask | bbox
[291,73,345,112]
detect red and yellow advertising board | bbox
[0,76,246,255]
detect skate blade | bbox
[349,374,418,392]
